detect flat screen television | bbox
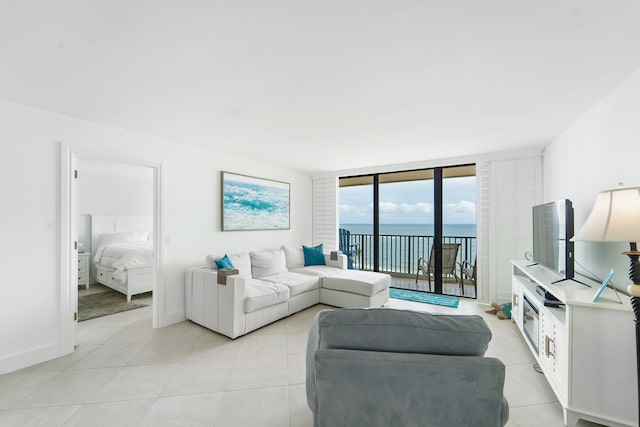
[532,199,574,282]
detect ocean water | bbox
[339,223,477,273]
[340,223,476,238]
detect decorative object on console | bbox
[573,183,640,422]
[592,269,615,303]
[221,171,290,231]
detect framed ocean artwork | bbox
[222,171,290,231]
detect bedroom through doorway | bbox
[76,159,155,323]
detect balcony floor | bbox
[390,276,477,299]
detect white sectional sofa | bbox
[185,245,391,338]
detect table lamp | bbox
[572,183,640,419]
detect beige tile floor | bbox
[0,295,603,426]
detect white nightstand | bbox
[77,252,90,289]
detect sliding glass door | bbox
[339,164,476,298]
[378,170,434,282]
[441,165,477,298]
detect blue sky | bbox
[339,176,476,224]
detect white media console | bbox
[511,260,637,427]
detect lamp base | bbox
[624,245,640,424]
[629,284,640,297]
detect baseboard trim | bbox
[0,342,62,375]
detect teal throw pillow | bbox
[303,244,326,266]
[215,254,234,269]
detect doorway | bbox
[60,144,163,356]
[77,159,154,322]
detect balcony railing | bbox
[347,233,476,277]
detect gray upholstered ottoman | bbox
[320,270,390,308]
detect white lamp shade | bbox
[573,186,640,242]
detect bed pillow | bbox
[214,254,234,269]
[303,244,326,266]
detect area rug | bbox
[78,290,149,321]
[389,288,460,308]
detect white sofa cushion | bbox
[281,245,305,270]
[322,271,391,297]
[244,279,290,313]
[291,265,345,277]
[250,249,288,279]
[261,271,321,297]
[205,253,252,278]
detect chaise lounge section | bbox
[185,245,391,338]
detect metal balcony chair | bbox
[415,243,461,292]
[458,257,477,298]
[338,228,359,269]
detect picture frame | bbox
[592,269,614,302]
[221,171,290,231]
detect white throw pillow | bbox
[250,249,288,279]
[281,245,305,270]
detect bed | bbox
[91,215,154,301]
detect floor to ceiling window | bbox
[339,164,477,298]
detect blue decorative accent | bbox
[303,244,326,266]
[215,254,234,269]
[389,288,460,308]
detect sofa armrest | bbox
[187,267,246,339]
[218,275,246,339]
[323,253,347,270]
[311,349,508,427]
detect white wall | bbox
[79,160,154,216]
[0,99,312,373]
[543,66,640,289]
[485,157,541,304]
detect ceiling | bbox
[1,1,640,174]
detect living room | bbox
[1,2,640,426]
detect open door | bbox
[60,145,79,355]
[71,155,79,344]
